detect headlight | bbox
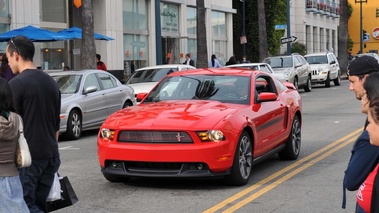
[101,128,115,140]
[197,130,225,142]
[284,70,291,77]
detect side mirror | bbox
[136,93,148,102]
[83,86,97,94]
[258,92,277,102]
[295,63,302,68]
[330,61,336,65]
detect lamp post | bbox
[355,0,367,54]
[286,0,291,54]
[241,0,246,56]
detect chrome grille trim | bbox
[118,131,194,143]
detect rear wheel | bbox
[304,76,312,92]
[334,73,341,86]
[278,115,301,160]
[64,109,82,140]
[225,131,253,186]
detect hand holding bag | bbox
[46,173,62,202]
[16,115,32,168]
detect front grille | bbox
[312,70,319,75]
[118,131,194,143]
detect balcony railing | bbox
[306,0,340,17]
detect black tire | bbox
[278,115,301,160]
[333,73,341,86]
[123,101,133,108]
[64,109,82,140]
[293,77,299,90]
[225,131,253,186]
[304,76,312,92]
[103,172,130,182]
[325,72,331,88]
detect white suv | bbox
[304,52,341,87]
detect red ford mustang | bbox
[97,68,302,186]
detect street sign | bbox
[280,36,297,44]
[275,24,287,30]
[240,36,247,44]
[130,41,146,48]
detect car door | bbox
[295,55,308,84]
[96,72,126,115]
[328,53,339,79]
[253,75,287,156]
[81,73,108,128]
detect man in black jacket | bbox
[342,55,379,212]
[183,53,195,67]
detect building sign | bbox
[160,3,179,32]
[373,28,379,40]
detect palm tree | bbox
[81,0,96,69]
[258,0,268,61]
[196,0,208,68]
[338,0,349,75]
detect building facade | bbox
[282,0,340,55]
[0,0,235,78]
[348,0,379,55]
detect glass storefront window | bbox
[123,0,148,30]
[40,41,66,70]
[40,0,66,23]
[123,34,148,78]
[187,7,196,35]
[0,0,9,18]
[187,39,197,66]
[160,3,179,33]
[211,11,226,37]
[213,40,227,66]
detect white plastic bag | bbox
[46,173,62,201]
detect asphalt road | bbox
[55,78,363,213]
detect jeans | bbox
[19,156,60,213]
[0,176,29,213]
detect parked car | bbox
[224,62,275,74]
[304,52,341,87]
[263,53,312,92]
[49,70,137,140]
[98,68,302,186]
[126,64,196,101]
[354,52,379,63]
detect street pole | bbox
[242,0,246,56]
[359,0,363,54]
[286,0,291,54]
[155,0,162,64]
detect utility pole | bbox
[286,0,291,54]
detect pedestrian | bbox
[0,77,29,213]
[96,53,107,71]
[356,72,379,213]
[0,53,16,81]
[63,66,70,71]
[208,54,222,68]
[6,36,61,213]
[225,56,238,66]
[342,55,379,212]
[183,53,195,67]
[241,55,250,63]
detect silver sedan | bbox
[49,70,137,140]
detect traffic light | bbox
[377,8,379,18]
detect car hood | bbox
[104,100,242,130]
[129,82,158,94]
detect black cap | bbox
[348,55,379,76]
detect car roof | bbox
[224,63,271,68]
[168,68,269,77]
[135,64,196,71]
[47,69,103,75]
[304,52,332,56]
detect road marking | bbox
[59,146,80,150]
[203,128,363,213]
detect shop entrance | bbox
[162,37,179,64]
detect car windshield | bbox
[264,57,292,68]
[143,75,250,105]
[126,68,178,84]
[305,55,328,64]
[52,74,82,94]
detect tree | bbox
[258,0,268,61]
[338,0,349,75]
[196,0,208,68]
[81,0,96,69]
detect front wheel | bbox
[334,73,341,86]
[325,73,331,88]
[304,76,312,92]
[64,109,82,140]
[278,115,301,160]
[225,131,253,186]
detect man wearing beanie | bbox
[342,55,379,212]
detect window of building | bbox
[0,0,9,18]
[123,0,148,30]
[160,3,179,33]
[211,11,226,37]
[40,0,66,23]
[187,7,196,35]
[187,38,197,66]
[123,34,148,77]
[211,11,227,65]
